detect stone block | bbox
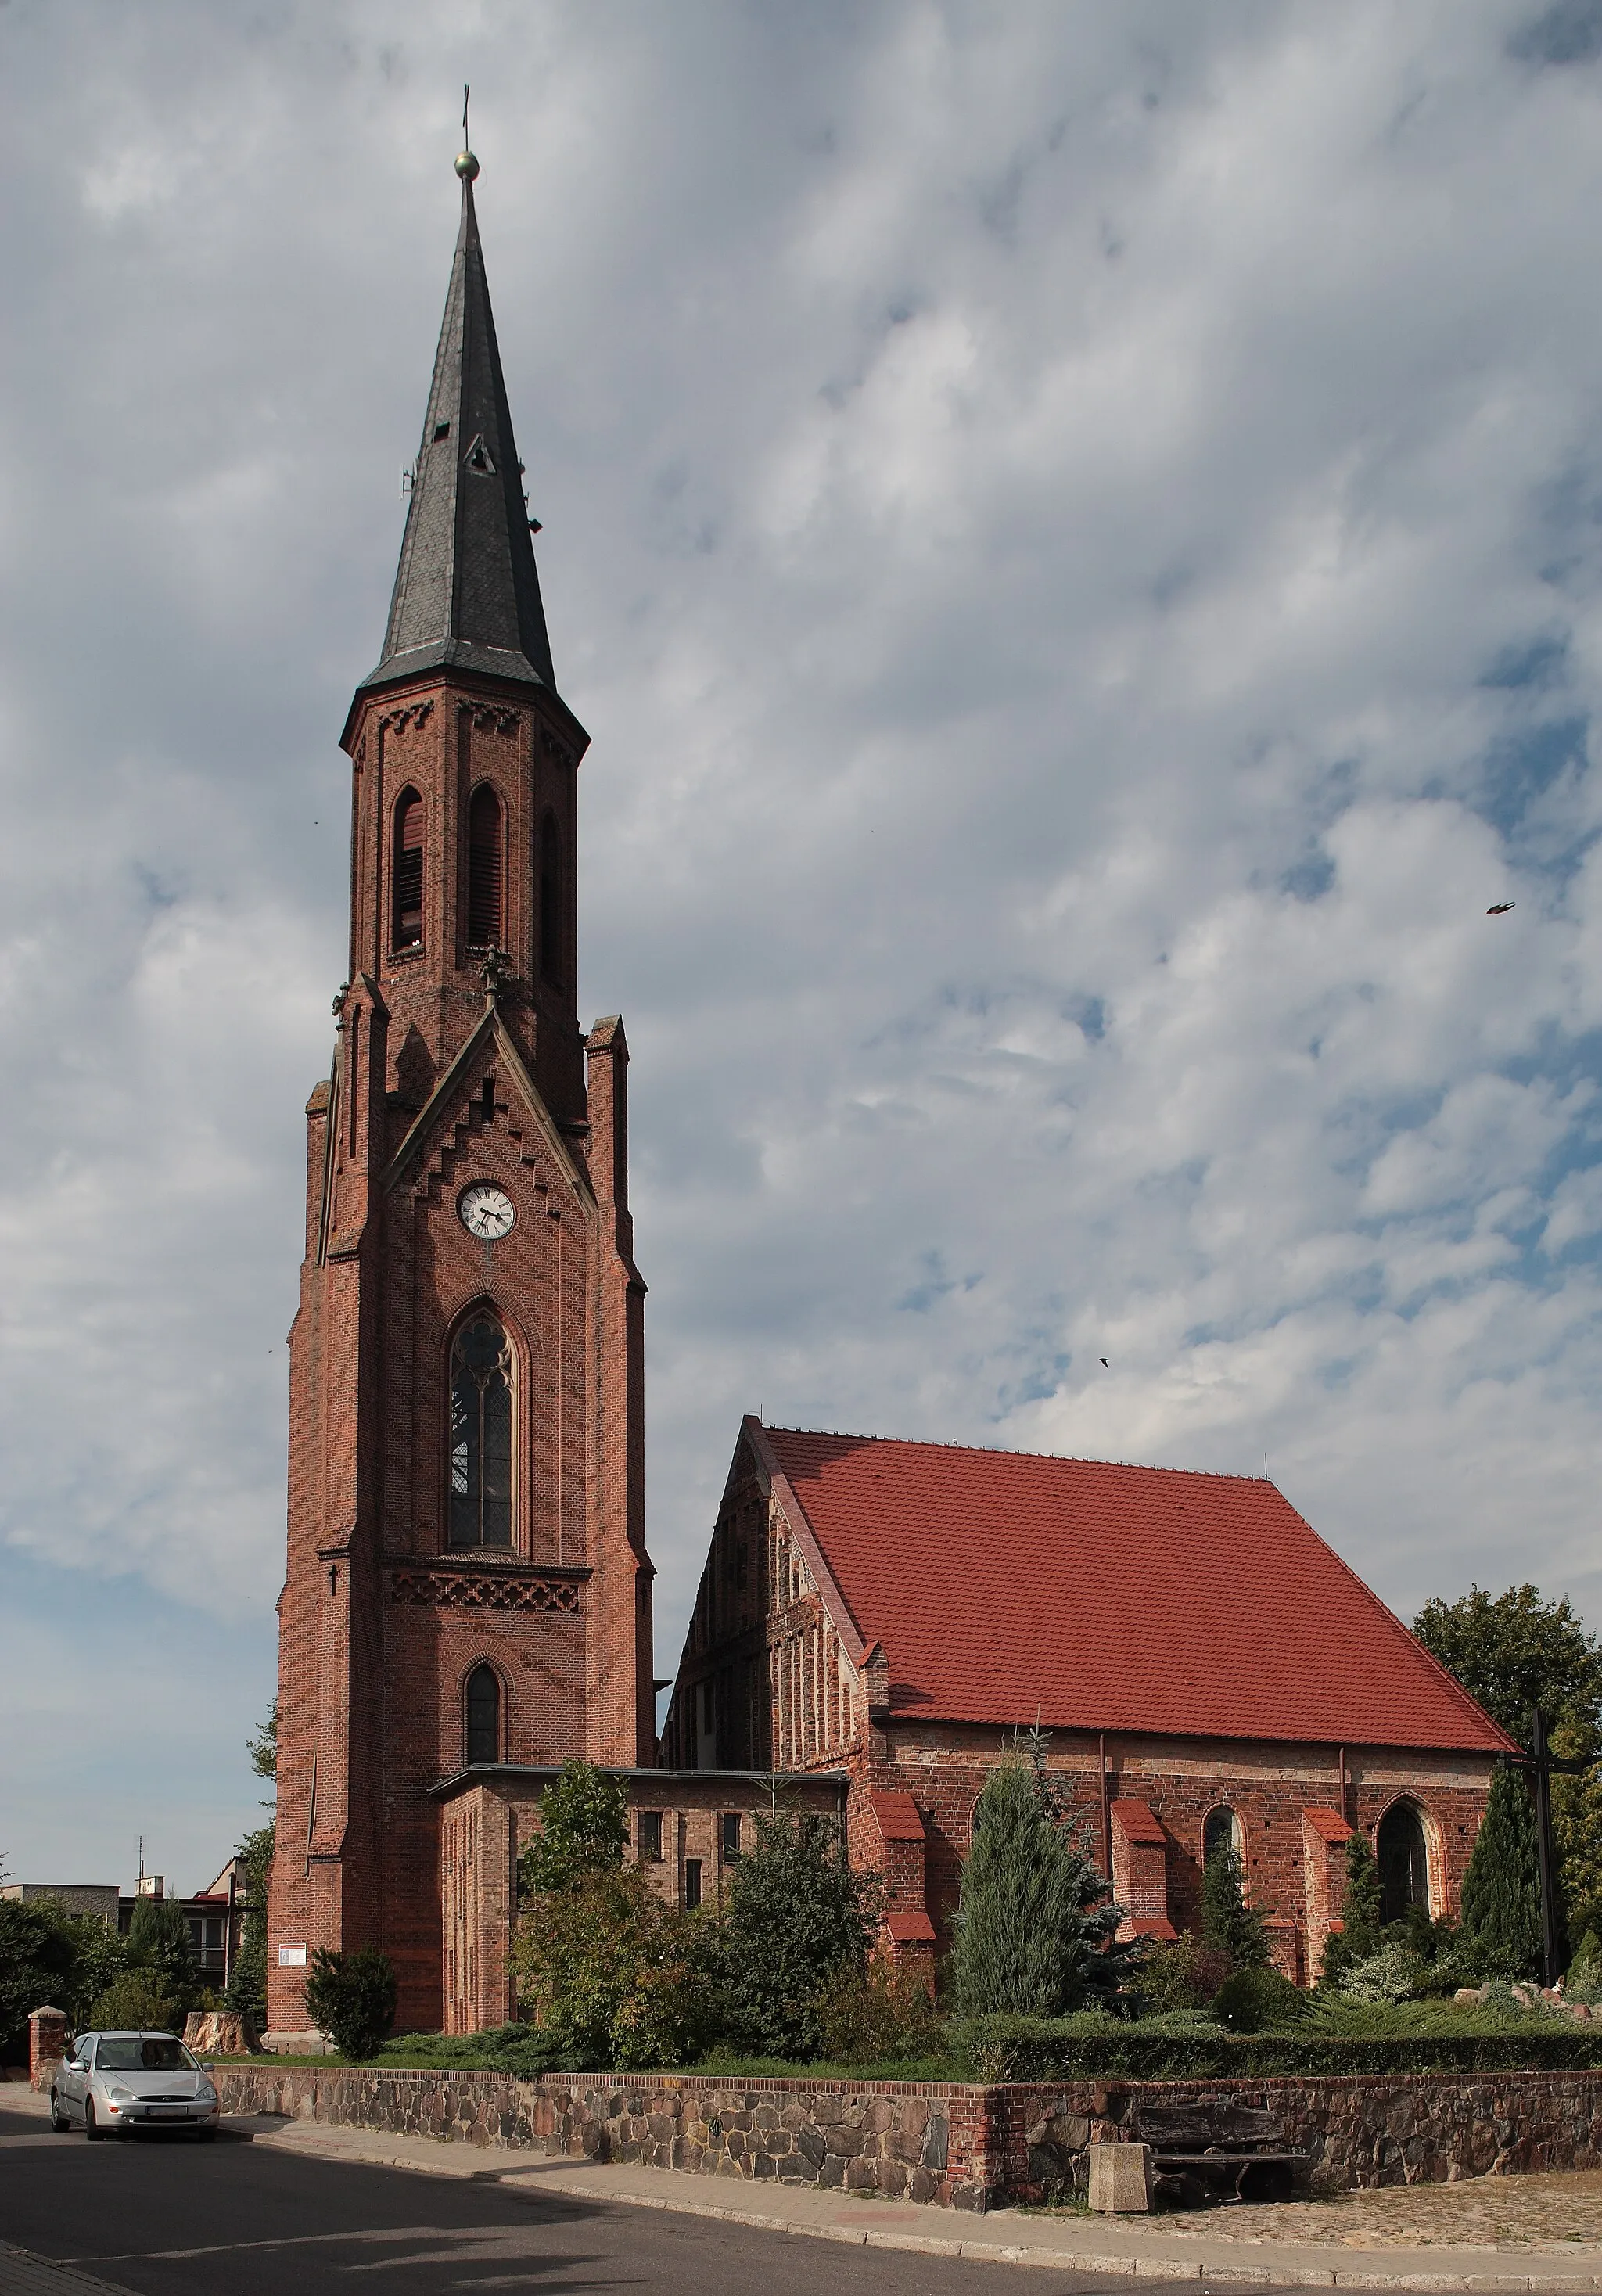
[1087,2141,1154,2214]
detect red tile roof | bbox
[1110,1798,1168,1847]
[870,1790,928,1842]
[883,1908,937,1944]
[760,1428,1513,1755]
[1303,1806,1355,1845]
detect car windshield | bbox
[95,2038,195,2073]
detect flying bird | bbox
[1487,902,1514,915]
[1100,1357,1109,1368]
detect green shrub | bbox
[304,1945,398,2059]
[87,1969,180,2035]
[1211,1965,1306,2032]
[1133,1933,1231,2014]
[946,2008,1602,2082]
[1460,1761,1543,1979]
[1320,1831,1384,1985]
[1201,1849,1270,1971]
[512,1864,709,2068]
[518,1762,630,1899]
[1568,1928,1602,2003]
[709,1809,880,2061]
[816,1956,944,2064]
[1339,1940,1429,2004]
[953,1751,1137,2017]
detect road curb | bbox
[233,2117,1602,2291]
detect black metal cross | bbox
[1510,1709,1589,1988]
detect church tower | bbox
[268,146,654,2035]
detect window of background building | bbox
[638,1810,663,1863]
[450,1316,514,1547]
[721,1813,742,1861]
[684,1859,702,1911]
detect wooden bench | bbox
[1127,2099,1311,2207]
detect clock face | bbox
[458,1181,515,1241]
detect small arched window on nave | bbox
[392,787,425,950]
[466,783,503,951]
[1203,1805,1244,1869]
[449,1313,514,1548]
[1377,1801,1431,1922]
[465,1664,501,1767]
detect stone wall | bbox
[214,2064,1602,2208]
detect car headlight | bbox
[106,2086,135,2104]
[196,2085,217,2103]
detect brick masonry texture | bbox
[210,2066,1602,2207]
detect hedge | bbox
[950,2014,1602,2082]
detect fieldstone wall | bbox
[213,2064,1602,2210]
[1000,2074,1602,2200]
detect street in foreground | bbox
[0,2099,1257,2296]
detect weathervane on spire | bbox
[456,84,479,182]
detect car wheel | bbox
[84,2098,106,2143]
[49,2090,69,2133]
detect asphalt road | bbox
[2,2097,1280,2296]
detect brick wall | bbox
[269,666,654,2042]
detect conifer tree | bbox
[953,1745,1138,2016]
[1460,1760,1543,1978]
[1317,1826,1383,1984]
[1200,1845,1271,1971]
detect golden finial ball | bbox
[455,149,480,181]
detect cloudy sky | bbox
[4,0,1602,1890]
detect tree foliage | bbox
[512,1864,709,2069]
[518,1762,630,1899]
[710,1808,881,2060]
[952,1745,1139,2018]
[1460,1760,1543,1980]
[304,1944,398,2059]
[1319,1827,1385,1985]
[1415,1584,1602,1942]
[125,1895,202,2014]
[226,1821,276,2022]
[0,1897,133,2056]
[87,1968,181,2034]
[1200,1846,1271,1971]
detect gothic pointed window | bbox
[392,788,425,950]
[539,811,562,982]
[449,1313,513,1548]
[1377,1801,1431,1921]
[466,784,503,951]
[1202,1806,1243,1868]
[465,1664,500,1766]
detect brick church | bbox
[268,155,1508,2038]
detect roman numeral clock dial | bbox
[458,1181,515,1241]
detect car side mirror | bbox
[202,2062,216,2074]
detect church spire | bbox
[359,139,557,703]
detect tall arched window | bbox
[466,784,503,950]
[1377,1802,1431,1921]
[449,1313,513,1548]
[392,788,425,950]
[539,811,562,981]
[465,1664,501,1766]
[1203,1806,1243,1867]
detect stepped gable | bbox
[760,1428,1514,1753]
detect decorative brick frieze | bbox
[390,1569,582,1613]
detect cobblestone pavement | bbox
[1151,2173,1602,2251]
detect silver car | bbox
[49,2030,221,2140]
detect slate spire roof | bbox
[361,167,557,702]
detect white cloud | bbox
[4,0,1602,1874]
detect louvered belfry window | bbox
[392,789,425,950]
[466,784,503,950]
